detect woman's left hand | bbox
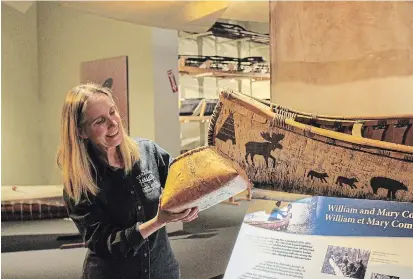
[155,195,199,225]
[178,207,199,222]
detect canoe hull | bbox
[245,214,292,231]
[208,90,413,202]
[1,186,67,222]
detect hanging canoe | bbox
[208,89,413,202]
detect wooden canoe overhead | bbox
[59,1,268,32]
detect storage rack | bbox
[179,21,270,149]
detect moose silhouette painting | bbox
[245,132,285,167]
[370,177,408,200]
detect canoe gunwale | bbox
[268,100,413,122]
[208,89,413,155]
[241,91,413,122]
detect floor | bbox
[1,200,250,279]
[174,200,250,279]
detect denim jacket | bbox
[63,138,179,279]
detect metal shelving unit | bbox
[178,21,270,149]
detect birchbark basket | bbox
[208,88,413,202]
[160,146,252,213]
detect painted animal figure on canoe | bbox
[245,132,285,167]
[215,111,236,145]
[370,176,408,200]
[336,176,358,189]
[307,170,329,183]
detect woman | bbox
[57,83,198,279]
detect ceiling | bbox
[220,1,269,24]
[3,1,35,13]
[3,1,269,32]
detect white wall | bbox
[152,28,181,158]
[1,3,43,185]
[37,2,155,184]
[2,2,182,186]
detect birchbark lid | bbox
[160,146,251,212]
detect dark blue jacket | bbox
[63,138,179,279]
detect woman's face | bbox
[80,94,123,151]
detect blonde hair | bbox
[57,83,139,202]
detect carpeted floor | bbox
[1,200,250,279]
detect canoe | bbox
[178,55,270,76]
[245,213,292,231]
[182,22,269,45]
[207,89,413,202]
[1,185,67,221]
[208,22,269,45]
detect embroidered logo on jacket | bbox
[137,172,156,192]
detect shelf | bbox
[178,21,271,154]
[179,66,270,81]
[179,98,216,123]
[179,116,211,123]
[178,56,270,81]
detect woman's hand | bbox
[155,196,199,226]
[138,197,199,239]
[156,207,199,226]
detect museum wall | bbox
[2,2,160,185]
[37,2,158,185]
[1,3,42,185]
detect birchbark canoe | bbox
[208,89,413,202]
[1,185,67,221]
[245,213,292,231]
